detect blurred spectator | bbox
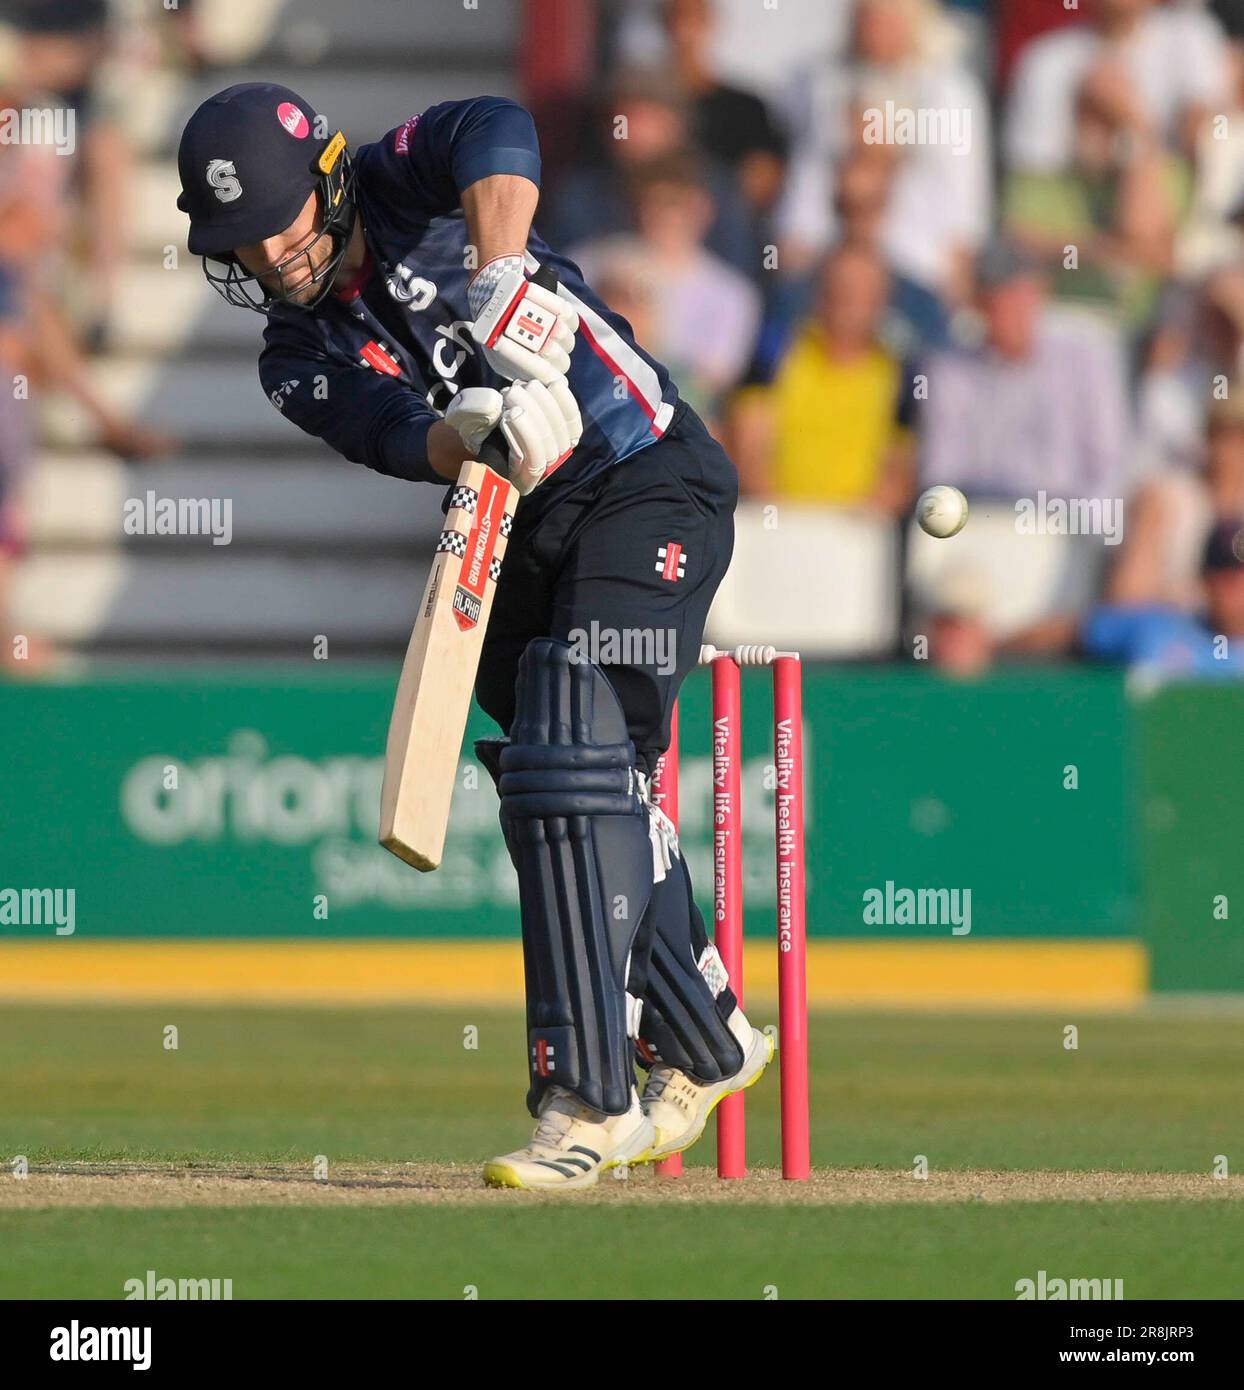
[0,65,45,666]
[923,565,995,679]
[0,256,32,668]
[572,151,761,424]
[762,141,957,356]
[662,0,788,219]
[841,143,957,350]
[1180,23,1244,273]
[0,52,173,667]
[727,244,915,512]
[1005,0,1229,174]
[920,241,1133,501]
[777,0,992,309]
[592,260,659,351]
[0,76,173,460]
[1107,388,1244,611]
[1083,520,1244,675]
[614,0,850,103]
[0,0,135,348]
[1137,266,1244,475]
[994,0,1087,93]
[1004,62,1185,327]
[1210,0,1244,40]
[161,0,210,74]
[547,67,756,276]
[834,147,894,253]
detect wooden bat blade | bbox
[379,460,517,870]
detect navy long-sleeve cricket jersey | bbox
[258,97,680,496]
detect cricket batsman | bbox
[176,83,770,1188]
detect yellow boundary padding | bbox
[0,939,1147,1008]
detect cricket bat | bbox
[379,458,518,869]
[379,264,559,870]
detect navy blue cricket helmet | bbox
[176,82,356,311]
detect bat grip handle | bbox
[476,263,560,473]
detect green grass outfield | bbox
[5,1203,1243,1300]
[1,1005,1242,1299]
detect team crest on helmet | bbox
[206,158,242,204]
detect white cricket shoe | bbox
[641,1009,774,1161]
[483,1086,656,1190]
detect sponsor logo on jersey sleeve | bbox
[269,379,301,411]
[394,115,421,155]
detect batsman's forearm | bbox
[462,173,539,267]
[427,421,473,481]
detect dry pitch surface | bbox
[4,1164,1241,1209]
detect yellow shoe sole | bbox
[482,1143,656,1190]
[482,1161,526,1189]
[647,1032,776,1162]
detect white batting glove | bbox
[468,256,579,386]
[444,387,504,456]
[446,379,581,494]
[498,378,582,495]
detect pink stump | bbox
[712,656,746,1178]
[652,704,683,1180]
[773,657,810,1180]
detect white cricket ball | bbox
[916,485,969,539]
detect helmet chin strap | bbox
[276,186,358,311]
